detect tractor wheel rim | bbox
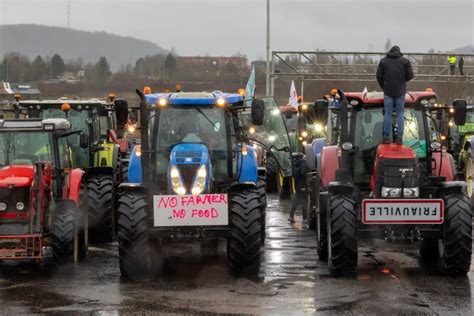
[467,159,474,197]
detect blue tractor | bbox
[118,89,291,277]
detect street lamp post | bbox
[265,0,271,96]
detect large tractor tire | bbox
[437,192,472,275]
[256,177,267,244]
[77,184,89,261]
[328,193,358,277]
[308,176,320,230]
[117,191,151,278]
[87,175,115,243]
[52,202,86,265]
[265,155,278,193]
[121,153,130,183]
[464,154,474,204]
[228,189,262,276]
[317,192,328,261]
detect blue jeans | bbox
[383,95,405,140]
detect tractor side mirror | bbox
[453,99,467,126]
[314,99,328,125]
[439,116,449,137]
[98,108,108,117]
[79,133,89,148]
[251,99,265,126]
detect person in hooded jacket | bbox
[288,153,308,224]
[376,45,414,144]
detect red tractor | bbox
[0,118,88,267]
[307,90,471,276]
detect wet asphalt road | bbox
[0,195,473,315]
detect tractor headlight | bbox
[314,123,324,133]
[403,187,419,198]
[192,165,207,195]
[0,203,6,211]
[127,124,136,133]
[301,131,308,138]
[15,202,25,211]
[342,142,353,150]
[381,187,419,198]
[381,187,401,198]
[170,165,186,195]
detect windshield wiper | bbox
[195,108,217,130]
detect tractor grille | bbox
[376,158,419,196]
[176,151,201,158]
[178,164,200,192]
[0,187,30,215]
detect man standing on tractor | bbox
[376,45,414,144]
[288,152,308,224]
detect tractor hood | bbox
[0,165,34,188]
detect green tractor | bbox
[15,97,131,242]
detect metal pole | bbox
[265,0,271,96]
[300,77,304,99]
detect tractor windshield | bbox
[154,107,229,182]
[353,106,426,184]
[40,108,90,168]
[0,131,53,166]
[242,97,293,177]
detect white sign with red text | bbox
[153,194,228,227]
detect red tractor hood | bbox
[0,165,34,188]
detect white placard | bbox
[153,194,228,227]
[362,199,443,224]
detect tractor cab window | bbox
[40,107,91,168]
[155,107,229,182]
[353,107,426,184]
[57,137,72,169]
[0,132,53,166]
[242,97,293,177]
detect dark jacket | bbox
[376,46,414,97]
[293,157,307,191]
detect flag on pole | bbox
[288,80,298,107]
[362,86,368,93]
[245,65,256,103]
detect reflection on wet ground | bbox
[0,194,472,314]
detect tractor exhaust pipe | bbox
[136,89,149,184]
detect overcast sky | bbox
[0,0,473,59]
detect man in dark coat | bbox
[376,46,414,144]
[288,153,308,224]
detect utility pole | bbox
[67,2,70,28]
[265,0,271,96]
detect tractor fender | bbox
[128,145,142,183]
[86,166,114,177]
[305,138,326,171]
[230,182,256,191]
[432,152,454,181]
[236,144,258,185]
[68,168,85,207]
[112,144,120,171]
[320,145,340,190]
[328,182,354,195]
[118,182,148,192]
[440,181,466,195]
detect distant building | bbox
[177,56,248,70]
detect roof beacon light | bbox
[108,93,116,102]
[216,98,226,108]
[61,103,71,112]
[176,84,182,92]
[143,86,152,94]
[237,88,245,96]
[425,88,433,93]
[14,94,21,102]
